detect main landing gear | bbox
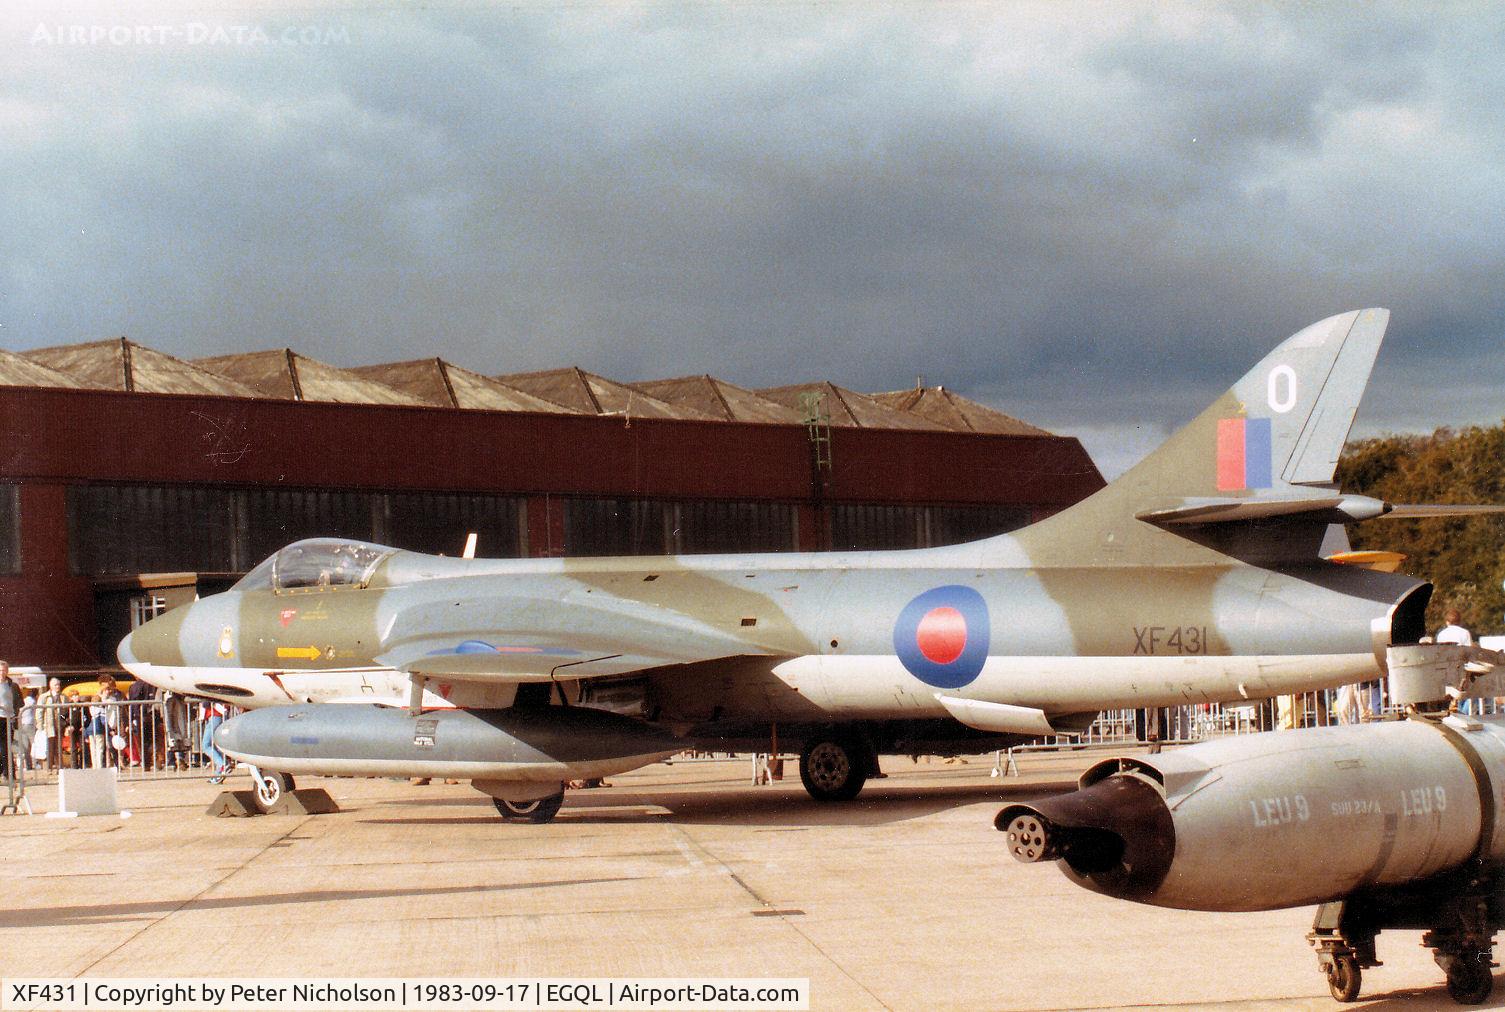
[798,735,876,802]
[493,790,565,824]
[474,779,568,824]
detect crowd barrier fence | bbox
[1,681,1489,811]
[6,698,235,789]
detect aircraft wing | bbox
[376,594,771,684]
[1138,495,1505,527]
[392,648,739,683]
[1136,495,1346,525]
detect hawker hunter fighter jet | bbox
[122,309,1479,821]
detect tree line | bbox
[1337,422,1505,638]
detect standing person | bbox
[36,676,65,772]
[98,676,126,767]
[127,677,159,770]
[0,661,18,781]
[17,690,37,775]
[1437,608,1476,713]
[163,691,190,771]
[1438,608,1475,647]
[62,689,86,768]
[202,699,231,783]
[1335,682,1364,725]
[84,692,109,769]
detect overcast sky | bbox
[4,2,1503,477]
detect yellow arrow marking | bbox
[276,646,322,661]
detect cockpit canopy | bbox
[233,539,395,594]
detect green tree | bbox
[1337,423,1505,637]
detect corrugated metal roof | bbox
[757,382,946,430]
[24,338,261,396]
[14,338,1058,436]
[498,367,714,420]
[0,348,103,389]
[197,350,426,405]
[349,358,574,413]
[870,386,1052,436]
[634,375,804,424]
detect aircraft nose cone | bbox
[117,628,137,668]
[117,604,190,685]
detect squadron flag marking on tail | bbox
[1216,416,1273,491]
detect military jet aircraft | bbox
[120,309,1472,821]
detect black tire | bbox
[799,737,871,802]
[1326,954,1362,1003]
[1446,954,1493,1005]
[493,791,564,824]
[252,771,295,814]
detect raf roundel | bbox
[893,585,991,689]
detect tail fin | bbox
[1004,309,1389,565]
[1133,308,1389,499]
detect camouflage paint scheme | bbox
[121,309,1433,797]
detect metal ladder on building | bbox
[798,391,833,473]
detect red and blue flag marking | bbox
[893,585,990,689]
[1216,417,1273,491]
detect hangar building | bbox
[0,338,1103,673]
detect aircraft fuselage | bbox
[121,538,1424,730]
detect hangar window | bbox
[830,504,925,551]
[130,594,168,628]
[564,498,796,556]
[243,489,382,564]
[386,492,523,558]
[565,498,670,556]
[926,505,1030,547]
[67,484,236,575]
[672,500,796,555]
[0,484,18,575]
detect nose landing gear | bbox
[245,765,297,814]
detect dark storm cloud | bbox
[3,2,1503,475]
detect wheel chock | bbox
[266,789,339,815]
[206,790,262,817]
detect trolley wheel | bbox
[493,790,564,824]
[252,771,295,814]
[798,737,870,802]
[1446,954,1493,1005]
[1326,954,1362,1003]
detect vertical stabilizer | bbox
[1000,309,1389,566]
[1140,308,1388,499]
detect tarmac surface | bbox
[0,751,1489,1011]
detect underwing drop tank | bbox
[217,703,681,821]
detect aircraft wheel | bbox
[1445,954,1493,1005]
[1325,954,1362,1003]
[252,771,295,814]
[493,790,564,824]
[799,737,870,802]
